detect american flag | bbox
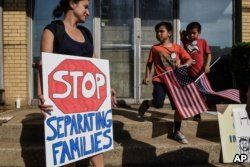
[163,66,207,119]
[173,65,193,86]
[195,74,240,103]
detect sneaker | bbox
[193,114,201,121]
[138,100,150,117]
[174,131,188,144]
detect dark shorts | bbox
[152,81,176,109]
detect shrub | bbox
[230,42,250,102]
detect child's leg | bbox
[151,82,167,109]
[138,82,166,117]
[173,111,188,144]
[173,111,182,134]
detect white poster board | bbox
[233,107,250,163]
[217,104,246,163]
[42,52,113,166]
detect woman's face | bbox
[71,0,90,22]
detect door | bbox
[140,0,174,99]
[100,0,174,102]
[100,0,134,98]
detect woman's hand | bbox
[111,88,117,108]
[38,94,53,118]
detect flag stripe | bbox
[184,85,196,116]
[172,72,195,118]
[186,85,202,114]
[192,84,208,111]
[163,70,207,119]
[167,72,191,118]
[171,72,193,117]
[164,73,189,118]
[190,84,207,115]
[188,84,204,114]
[196,75,240,103]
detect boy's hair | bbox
[186,22,201,32]
[155,22,173,33]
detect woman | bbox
[37,0,116,166]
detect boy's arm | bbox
[203,39,212,73]
[143,62,153,85]
[143,48,154,85]
[204,53,211,73]
[183,57,193,67]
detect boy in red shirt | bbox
[181,22,212,121]
[139,22,192,144]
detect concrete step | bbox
[0,109,45,142]
[0,141,90,167]
[0,107,220,142]
[0,107,244,167]
[0,137,222,167]
[0,105,12,113]
[105,137,222,166]
[113,106,219,141]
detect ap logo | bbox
[233,154,248,163]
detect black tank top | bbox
[44,20,94,57]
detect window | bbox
[180,0,233,56]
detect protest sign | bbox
[217,104,246,163]
[42,52,113,166]
[233,107,250,163]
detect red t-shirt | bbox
[182,38,211,77]
[147,43,191,83]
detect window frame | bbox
[0,1,3,89]
[177,0,236,46]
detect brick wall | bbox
[3,0,28,107]
[242,0,250,41]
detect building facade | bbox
[0,0,249,107]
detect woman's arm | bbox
[40,29,54,53]
[38,29,54,95]
[37,29,54,116]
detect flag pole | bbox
[194,56,221,83]
[151,64,187,80]
[146,57,221,84]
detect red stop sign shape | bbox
[48,59,107,114]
